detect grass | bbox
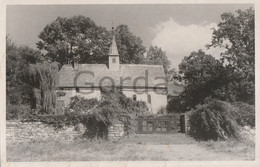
[200,138,255,160]
[7,139,163,161]
[7,134,255,161]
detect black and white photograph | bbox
[1,2,258,165]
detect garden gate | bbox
[135,114,185,134]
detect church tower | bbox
[108,27,120,71]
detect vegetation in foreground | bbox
[7,134,254,161]
[188,99,255,141]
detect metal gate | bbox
[135,117,181,134]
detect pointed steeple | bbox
[108,27,119,56]
[108,27,120,71]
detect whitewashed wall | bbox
[76,88,101,100]
[122,88,167,114]
[57,88,101,107]
[57,87,167,114]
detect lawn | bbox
[7,134,254,161]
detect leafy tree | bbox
[208,7,255,104]
[169,8,255,113]
[37,16,110,66]
[37,17,147,66]
[167,95,187,113]
[29,62,59,114]
[167,68,183,82]
[145,46,171,76]
[115,25,146,64]
[6,37,21,105]
[6,37,43,105]
[178,50,224,109]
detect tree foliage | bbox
[37,16,146,66]
[177,50,224,109]
[6,37,43,106]
[37,16,110,66]
[145,46,171,76]
[208,7,255,104]
[189,99,240,140]
[115,25,146,64]
[169,8,255,113]
[167,68,180,82]
[188,98,254,141]
[29,62,59,114]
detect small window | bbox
[133,94,137,101]
[112,58,116,63]
[76,87,79,93]
[147,94,151,104]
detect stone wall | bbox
[108,123,125,141]
[6,120,125,143]
[6,121,85,143]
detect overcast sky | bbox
[7,4,253,69]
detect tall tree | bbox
[115,25,146,64]
[178,50,224,109]
[145,46,171,76]
[37,17,147,66]
[29,62,59,114]
[208,7,255,104]
[37,16,110,66]
[6,37,43,105]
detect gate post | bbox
[180,114,186,133]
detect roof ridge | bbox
[121,64,163,67]
[79,64,106,66]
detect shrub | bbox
[232,102,255,127]
[6,104,20,120]
[7,104,32,120]
[24,88,148,140]
[101,86,148,114]
[189,99,241,140]
[69,96,99,113]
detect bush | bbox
[69,96,99,113]
[101,86,148,114]
[232,102,255,127]
[24,88,148,140]
[7,104,32,120]
[7,104,20,120]
[189,99,241,140]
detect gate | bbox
[135,116,181,134]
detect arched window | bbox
[133,94,137,101]
[147,94,151,104]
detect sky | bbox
[7,4,254,70]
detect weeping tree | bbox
[29,62,59,114]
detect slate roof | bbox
[57,64,167,88]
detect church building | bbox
[56,28,168,114]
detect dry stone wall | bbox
[6,121,85,143]
[6,120,126,143]
[108,123,125,141]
